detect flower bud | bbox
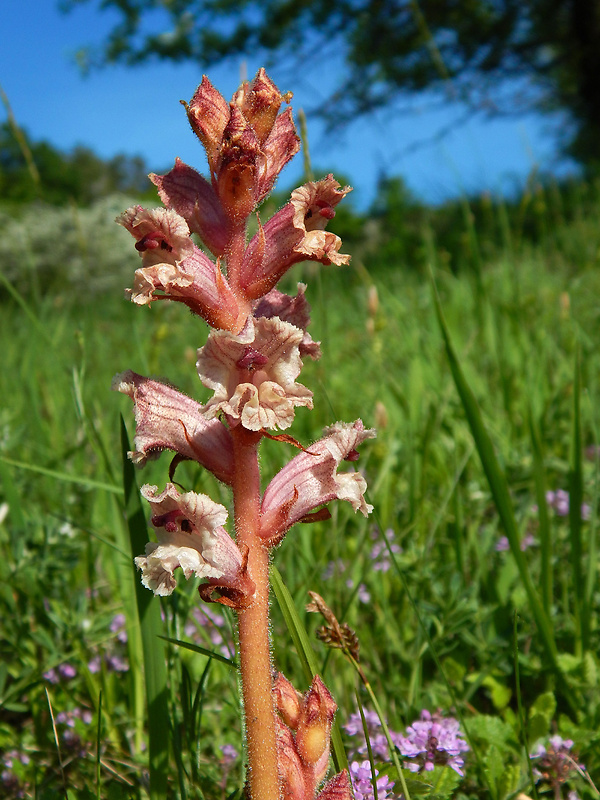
[273,672,302,730]
[295,676,336,780]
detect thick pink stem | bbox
[232,426,280,800]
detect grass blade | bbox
[429,270,576,711]
[528,410,553,612]
[568,347,585,653]
[120,417,170,798]
[271,565,348,774]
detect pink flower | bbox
[112,370,235,484]
[134,483,253,602]
[197,315,313,431]
[240,175,351,300]
[116,205,240,330]
[260,420,375,544]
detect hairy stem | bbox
[232,426,279,800]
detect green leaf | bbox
[159,635,237,668]
[481,675,512,711]
[406,766,461,800]
[530,691,556,721]
[528,713,550,743]
[120,417,169,799]
[271,565,347,774]
[378,765,431,795]
[429,269,577,713]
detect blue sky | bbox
[1,1,577,209]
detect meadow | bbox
[0,177,599,799]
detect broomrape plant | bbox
[113,69,374,799]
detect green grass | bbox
[0,188,599,799]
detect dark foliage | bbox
[0,122,156,206]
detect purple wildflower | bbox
[220,743,239,765]
[88,655,101,674]
[545,490,591,520]
[345,579,371,604]
[106,653,130,672]
[1,769,25,799]
[396,710,469,776]
[530,736,584,792]
[58,663,77,680]
[322,558,347,580]
[349,760,396,800]
[43,663,76,683]
[496,532,535,552]
[186,604,235,659]
[110,613,128,643]
[370,528,402,573]
[344,709,390,760]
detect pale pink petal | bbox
[254,283,321,360]
[240,175,351,300]
[118,204,240,329]
[130,246,240,331]
[260,421,375,541]
[117,205,193,267]
[197,316,313,431]
[112,370,234,484]
[135,483,244,596]
[151,158,229,256]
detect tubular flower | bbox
[117,205,240,330]
[197,315,313,431]
[134,483,253,602]
[240,175,351,300]
[260,421,375,543]
[112,370,234,485]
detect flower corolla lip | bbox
[117,205,193,267]
[134,483,243,596]
[112,370,235,484]
[197,315,313,431]
[260,420,375,542]
[240,175,352,300]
